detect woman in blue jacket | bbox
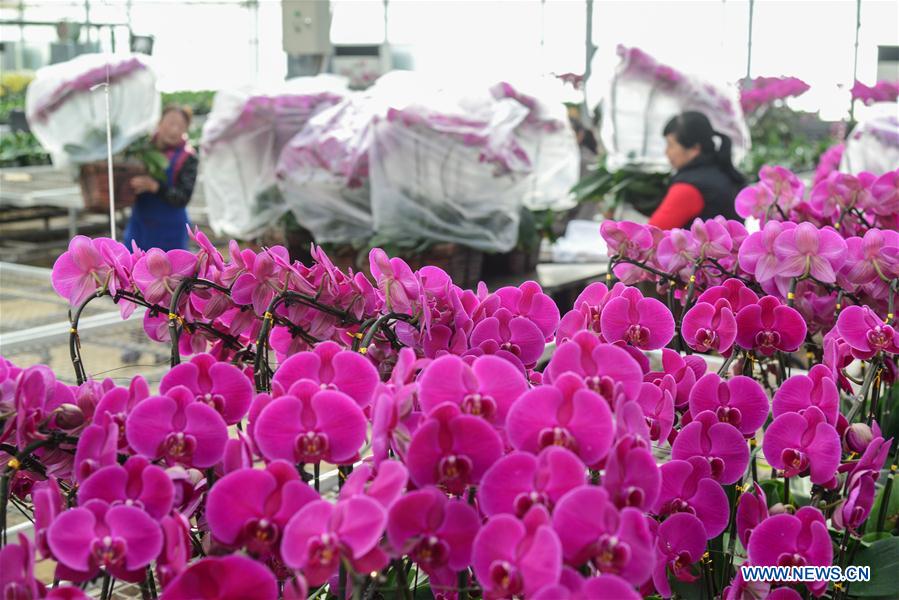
[124,104,198,251]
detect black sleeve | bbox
[158,154,198,208]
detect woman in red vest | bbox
[124,104,199,250]
[649,111,746,230]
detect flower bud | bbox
[844,423,873,454]
[52,403,85,430]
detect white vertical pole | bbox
[104,66,116,240]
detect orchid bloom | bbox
[688,373,769,437]
[406,403,503,495]
[387,487,480,589]
[602,437,661,512]
[772,365,840,425]
[473,505,563,599]
[651,512,707,599]
[160,353,253,425]
[552,486,654,586]
[836,305,899,358]
[735,296,807,356]
[418,354,528,426]
[280,496,388,586]
[159,555,279,600]
[47,499,163,583]
[681,299,738,354]
[654,458,730,538]
[600,290,675,350]
[205,461,319,557]
[272,341,380,408]
[77,456,174,520]
[763,406,841,484]
[746,508,833,597]
[506,373,615,466]
[735,482,768,548]
[545,332,643,405]
[51,236,130,306]
[125,386,228,469]
[478,447,587,517]
[252,381,367,465]
[131,248,197,306]
[671,410,750,484]
[773,222,847,283]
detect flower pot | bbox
[78,160,146,213]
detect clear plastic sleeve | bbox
[200,75,348,239]
[25,53,160,166]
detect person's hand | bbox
[130,176,160,194]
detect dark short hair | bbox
[161,103,193,127]
[663,111,745,185]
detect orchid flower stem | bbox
[783,476,791,507]
[100,573,113,600]
[1,437,57,547]
[836,530,852,571]
[314,462,321,492]
[69,289,107,384]
[875,455,896,534]
[721,480,744,591]
[786,277,798,308]
[717,351,737,377]
[393,560,412,600]
[846,357,882,423]
[458,569,468,600]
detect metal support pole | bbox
[745,0,754,82]
[584,0,595,110]
[850,0,862,122]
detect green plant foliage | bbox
[742,105,834,178]
[123,135,169,181]
[848,537,899,597]
[570,162,669,216]
[0,131,51,167]
[161,90,216,116]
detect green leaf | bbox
[869,476,899,534]
[760,479,782,507]
[861,531,893,546]
[849,536,899,597]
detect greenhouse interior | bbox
[0,0,898,599]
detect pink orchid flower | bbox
[406,403,503,495]
[681,299,737,354]
[600,290,674,351]
[602,437,661,511]
[836,305,899,358]
[773,222,847,283]
[131,248,197,306]
[252,381,367,465]
[735,482,768,548]
[205,461,319,557]
[654,457,729,538]
[159,555,279,600]
[387,487,480,590]
[506,373,614,466]
[280,496,388,586]
[747,508,832,597]
[271,341,380,408]
[545,332,644,405]
[735,296,806,356]
[552,486,653,585]
[160,353,253,425]
[473,505,563,599]
[418,354,527,425]
[51,236,129,306]
[763,406,841,484]
[77,456,174,520]
[479,447,587,517]
[125,386,228,469]
[773,365,840,425]
[688,373,769,437]
[651,512,707,598]
[47,499,162,583]
[671,410,749,484]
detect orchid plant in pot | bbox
[1,164,898,599]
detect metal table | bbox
[0,165,83,238]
